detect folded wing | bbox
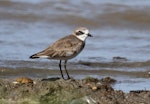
[30,35,85,60]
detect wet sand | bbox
[0,67,149,79]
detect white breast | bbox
[76,34,88,41]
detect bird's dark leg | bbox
[64,60,70,79]
[59,60,64,79]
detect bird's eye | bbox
[76,31,84,35]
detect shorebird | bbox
[30,27,93,79]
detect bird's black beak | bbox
[88,33,93,37]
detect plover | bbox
[30,27,93,79]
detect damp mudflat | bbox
[0,60,149,92]
[0,0,150,92]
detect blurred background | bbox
[0,0,150,92]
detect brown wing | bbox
[32,35,85,60]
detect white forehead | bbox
[82,29,89,34]
[75,28,89,41]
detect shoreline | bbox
[0,77,149,104]
[0,67,149,78]
[0,67,150,93]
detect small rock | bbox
[113,56,128,62]
[101,77,116,84]
[84,77,99,83]
[13,77,34,84]
[92,86,98,91]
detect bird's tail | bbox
[29,54,40,59]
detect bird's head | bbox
[74,27,93,41]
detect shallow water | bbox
[0,0,150,92]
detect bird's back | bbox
[30,35,85,60]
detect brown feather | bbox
[30,35,85,60]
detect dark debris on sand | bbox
[0,77,149,104]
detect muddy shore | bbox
[0,77,149,104]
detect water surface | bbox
[0,0,150,92]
